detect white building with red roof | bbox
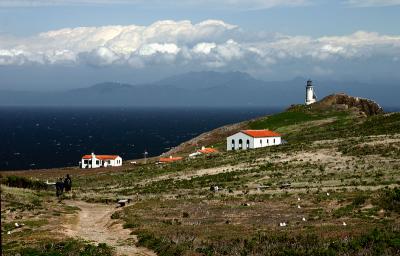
[158,156,183,163]
[226,130,282,151]
[80,153,122,168]
[189,146,219,158]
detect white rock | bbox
[343,222,347,226]
[297,197,301,201]
[14,223,19,227]
[302,217,306,221]
[297,205,301,209]
[7,231,11,235]
[326,192,330,196]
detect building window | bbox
[273,139,276,144]
[96,160,100,165]
[260,139,262,145]
[267,139,269,144]
[231,139,235,150]
[246,139,250,149]
[239,139,243,149]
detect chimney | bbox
[201,146,205,150]
[169,155,173,159]
[91,152,95,158]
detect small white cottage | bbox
[80,153,122,168]
[227,130,282,151]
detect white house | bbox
[80,153,122,168]
[227,130,282,151]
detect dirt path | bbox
[63,200,156,256]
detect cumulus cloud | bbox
[192,42,217,54]
[0,20,399,74]
[346,0,400,7]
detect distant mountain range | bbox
[0,71,398,107]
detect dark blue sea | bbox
[0,107,281,171]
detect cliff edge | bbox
[309,93,384,116]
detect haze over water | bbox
[0,107,280,171]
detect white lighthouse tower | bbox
[305,80,317,105]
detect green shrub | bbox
[123,223,139,229]
[110,211,120,219]
[137,231,186,256]
[197,228,400,256]
[352,194,368,206]
[7,239,114,256]
[2,176,49,190]
[333,204,355,218]
[377,188,400,213]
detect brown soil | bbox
[63,200,156,256]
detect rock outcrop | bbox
[312,93,384,116]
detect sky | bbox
[0,0,400,90]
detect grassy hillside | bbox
[167,99,395,155]
[2,101,400,255]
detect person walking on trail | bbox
[55,178,64,201]
[64,174,72,192]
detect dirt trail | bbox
[63,200,156,256]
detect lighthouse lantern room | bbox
[305,80,317,105]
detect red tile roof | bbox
[198,148,218,154]
[82,155,119,160]
[159,157,183,163]
[241,130,281,138]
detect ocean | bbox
[0,106,281,171]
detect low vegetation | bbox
[2,101,400,255]
[1,175,50,190]
[5,240,114,256]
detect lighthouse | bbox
[305,80,317,105]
